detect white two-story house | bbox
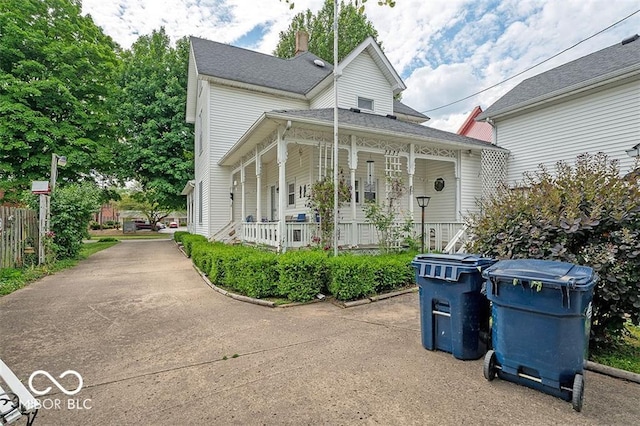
[183,33,509,251]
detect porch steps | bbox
[444,225,468,254]
[210,221,240,244]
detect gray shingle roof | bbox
[479,35,640,120]
[271,108,503,149]
[191,36,332,95]
[393,100,429,120]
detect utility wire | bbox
[421,8,640,113]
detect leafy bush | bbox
[467,153,640,348]
[329,255,376,301]
[278,251,330,302]
[51,183,102,259]
[233,251,280,298]
[371,253,415,293]
[89,221,102,230]
[181,234,208,257]
[191,241,214,274]
[173,231,189,243]
[97,237,119,242]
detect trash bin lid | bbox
[412,253,496,267]
[482,259,597,289]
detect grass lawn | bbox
[0,240,119,296]
[591,322,640,375]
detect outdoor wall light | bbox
[416,196,431,253]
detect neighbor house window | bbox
[288,182,295,206]
[198,181,203,224]
[358,97,374,111]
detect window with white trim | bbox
[357,97,374,111]
[288,182,295,206]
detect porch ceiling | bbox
[218,108,508,167]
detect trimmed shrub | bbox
[278,251,330,302]
[329,255,376,301]
[173,231,190,243]
[191,241,213,274]
[181,234,208,257]
[467,153,640,348]
[371,254,415,293]
[219,245,252,291]
[233,251,280,298]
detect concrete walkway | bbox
[1,240,638,425]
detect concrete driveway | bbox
[1,240,638,425]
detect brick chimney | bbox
[295,30,309,56]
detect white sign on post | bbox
[31,181,50,194]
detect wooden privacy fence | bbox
[0,206,39,269]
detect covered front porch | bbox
[215,108,507,252]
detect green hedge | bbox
[233,251,280,298]
[181,234,208,256]
[278,251,330,302]
[371,253,416,293]
[173,231,190,243]
[177,233,416,302]
[329,255,376,301]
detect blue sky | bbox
[81,0,640,131]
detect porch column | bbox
[240,161,246,223]
[349,136,358,245]
[256,147,262,222]
[277,127,288,252]
[408,144,416,217]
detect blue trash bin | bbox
[411,254,497,360]
[481,259,597,412]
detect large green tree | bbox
[115,28,193,211]
[0,0,121,200]
[274,0,380,63]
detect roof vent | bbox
[621,34,639,45]
[313,59,325,67]
[386,114,397,120]
[350,107,361,113]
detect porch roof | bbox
[219,108,507,166]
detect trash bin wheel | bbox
[572,373,584,412]
[483,350,497,381]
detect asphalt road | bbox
[1,240,639,425]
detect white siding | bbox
[460,154,482,219]
[414,160,456,222]
[338,52,394,115]
[497,80,640,185]
[194,80,210,237]
[310,85,333,109]
[310,51,394,115]
[207,85,308,236]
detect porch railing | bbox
[241,220,464,252]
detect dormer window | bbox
[357,97,374,111]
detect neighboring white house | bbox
[183,33,508,251]
[477,34,640,185]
